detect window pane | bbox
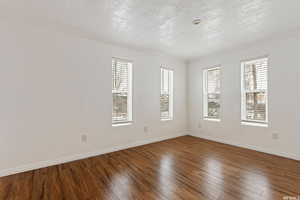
[112,58,132,123]
[207,69,221,93]
[204,67,221,120]
[112,93,128,122]
[208,93,221,118]
[160,68,173,120]
[242,57,268,124]
[244,60,267,91]
[245,92,266,121]
[160,94,169,119]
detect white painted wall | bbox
[0,20,187,176]
[188,31,300,161]
[2,15,299,177]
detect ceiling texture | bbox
[1,0,300,60]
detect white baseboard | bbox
[189,132,300,161]
[0,132,186,178]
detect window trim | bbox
[203,66,222,121]
[160,67,174,121]
[240,56,269,126]
[112,121,133,127]
[112,57,134,125]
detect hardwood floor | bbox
[0,136,299,200]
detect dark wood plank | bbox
[0,136,299,200]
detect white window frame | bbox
[160,67,174,121]
[203,66,221,121]
[112,57,133,126]
[241,57,268,127]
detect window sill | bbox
[241,121,268,128]
[161,119,173,122]
[204,118,221,122]
[112,122,133,127]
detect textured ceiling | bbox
[1,0,300,60]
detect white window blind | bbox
[203,67,221,120]
[112,58,133,124]
[241,57,268,124]
[160,68,173,120]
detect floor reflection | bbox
[203,158,224,199]
[241,170,271,200]
[107,171,132,200]
[159,154,175,199]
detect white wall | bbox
[188,31,300,161]
[0,20,187,176]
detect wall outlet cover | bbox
[81,134,88,143]
[144,126,149,133]
[272,133,279,140]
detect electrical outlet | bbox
[272,133,279,140]
[198,122,202,129]
[81,134,88,143]
[144,126,149,133]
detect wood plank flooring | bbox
[0,136,299,200]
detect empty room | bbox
[0,0,300,199]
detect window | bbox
[112,58,133,124]
[203,67,221,120]
[160,68,173,120]
[241,57,268,125]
